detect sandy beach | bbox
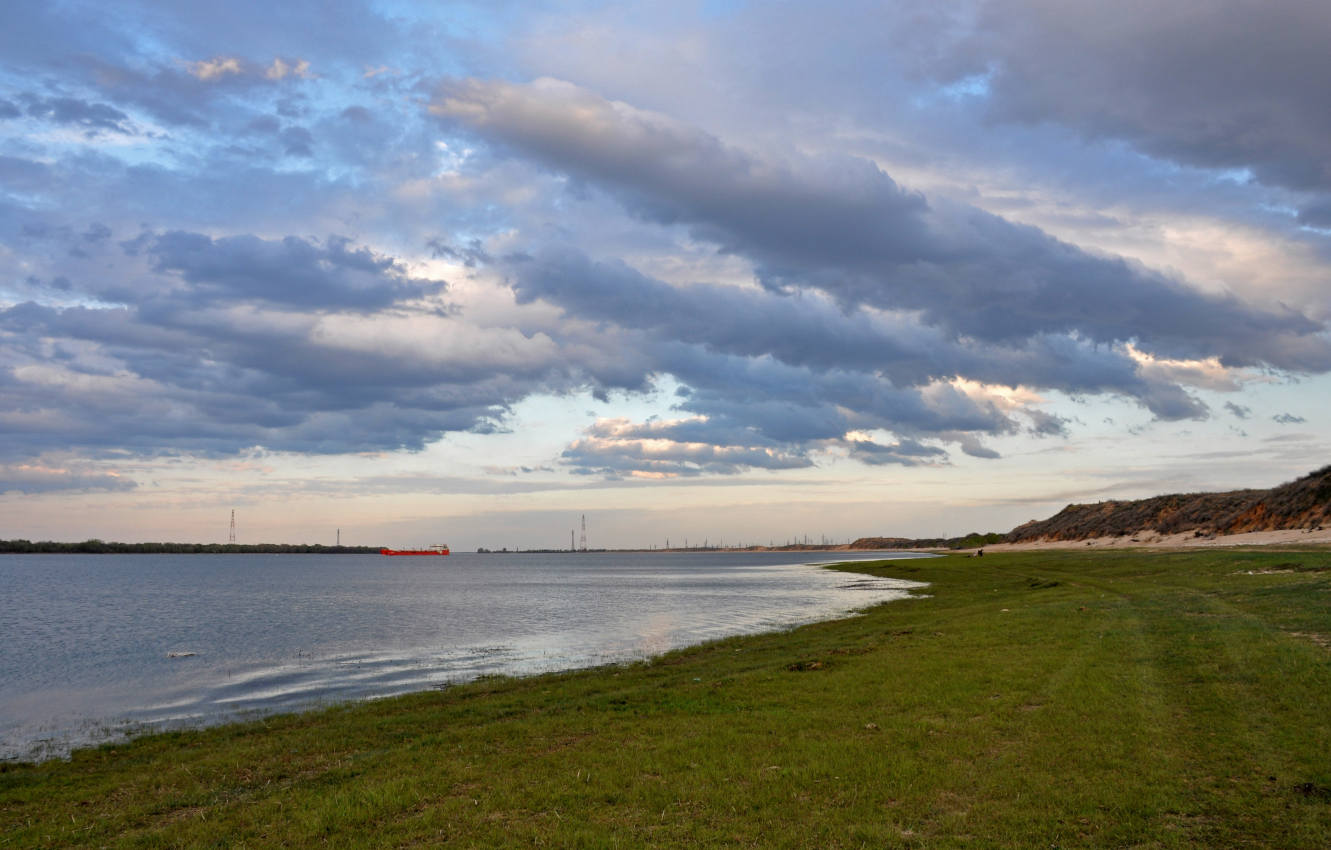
[972,526,1331,553]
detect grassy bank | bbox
[4,549,1330,848]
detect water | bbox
[0,550,929,760]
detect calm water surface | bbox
[0,550,929,760]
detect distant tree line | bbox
[946,532,1008,550]
[849,532,1008,551]
[0,539,380,554]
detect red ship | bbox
[380,544,450,556]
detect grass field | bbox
[3,548,1330,848]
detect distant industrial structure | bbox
[228,509,236,544]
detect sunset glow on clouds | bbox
[2,1,1329,548]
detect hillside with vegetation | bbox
[1007,464,1331,543]
[848,532,1007,551]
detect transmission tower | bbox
[579,514,587,551]
[228,509,236,544]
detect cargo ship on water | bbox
[380,544,450,556]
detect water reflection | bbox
[1,550,929,760]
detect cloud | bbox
[0,155,53,192]
[1297,202,1331,230]
[652,342,1017,439]
[280,125,315,157]
[934,0,1331,218]
[48,61,239,128]
[1224,402,1252,420]
[135,231,445,311]
[957,436,1002,459]
[3,2,1327,493]
[188,56,244,81]
[433,77,1331,374]
[187,55,314,84]
[0,306,527,458]
[63,54,324,131]
[510,247,1233,423]
[266,58,313,80]
[0,223,556,460]
[0,462,137,495]
[846,438,948,467]
[424,75,1331,473]
[1272,412,1307,424]
[2,236,673,463]
[562,417,813,477]
[1025,408,1070,436]
[18,93,134,134]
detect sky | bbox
[2,0,1329,550]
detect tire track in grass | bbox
[1136,586,1331,847]
[977,571,1186,846]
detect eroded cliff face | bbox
[1222,468,1331,533]
[1006,465,1331,543]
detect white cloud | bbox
[266,57,312,80]
[187,56,243,80]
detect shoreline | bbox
[1,551,930,764]
[6,547,1330,846]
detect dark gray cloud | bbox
[942,1,1331,213]
[847,438,948,467]
[281,126,315,157]
[653,341,1012,437]
[136,231,445,311]
[1297,202,1331,230]
[512,248,1222,422]
[0,242,675,461]
[1025,409,1069,437]
[0,219,1080,474]
[428,237,492,268]
[1273,412,1307,424]
[0,299,533,458]
[1224,402,1252,420]
[18,94,134,135]
[957,437,1002,459]
[434,78,1331,373]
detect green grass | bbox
[4,549,1331,848]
